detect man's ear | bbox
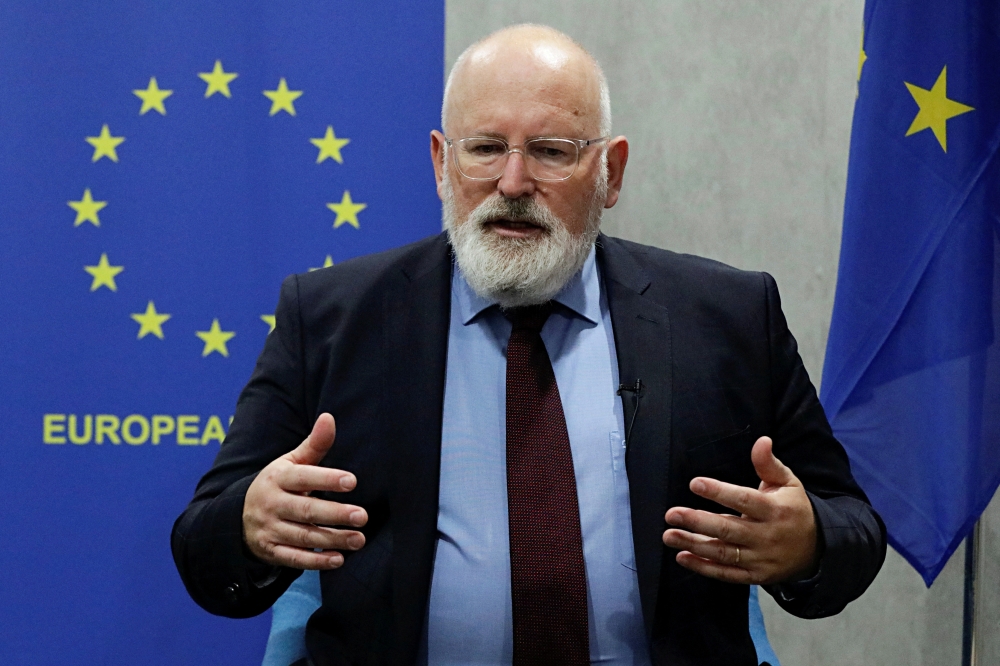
[430,130,447,201]
[603,136,629,209]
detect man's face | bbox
[431,39,627,307]
[437,43,607,240]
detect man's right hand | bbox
[243,413,367,570]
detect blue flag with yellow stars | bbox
[0,2,442,663]
[821,0,1000,585]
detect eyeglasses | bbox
[446,136,609,182]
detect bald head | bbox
[442,24,611,137]
[430,25,630,307]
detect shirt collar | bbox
[452,245,601,325]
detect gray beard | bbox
[442,167,607,309]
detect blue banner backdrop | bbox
[0,2,444,663]
[822,0,1000,585]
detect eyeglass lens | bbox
[455,138,579,180]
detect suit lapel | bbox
[598,236,673,640]
[381,233,673,653]
[383,233,452,663]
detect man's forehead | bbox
[447,36,600,133]
[460,32,593,88]
[455,100,592,139]
[466,35,576,71]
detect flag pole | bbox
[962,520,981,666]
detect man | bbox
[173,24,886,665]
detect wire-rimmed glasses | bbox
[446,136,609,181]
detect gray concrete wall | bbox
[445,2,998,664]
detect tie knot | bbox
[504,303,553,333]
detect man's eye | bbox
[466,142,504,156]
[528,142,573,161]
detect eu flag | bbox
[821,1,1000,584]
[0,2,443,663]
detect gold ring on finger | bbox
[735,546,741,565]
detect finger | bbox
[664,507,753,544]
[275,495,368,528]
[272,521,367,552]
[675,551,757,584]
[751,436,796,488]
[663,529,743,566]
[287,413,337,466]
[279,464,357,493]
[687,478,772,520]
[267,544,346,570]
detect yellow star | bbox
[199,60,238,98]
[85,124,125,162]
[131,301,171,339]
[84,253,124,292]
[68,188,107,227]
[133,77,173,115]
[309,255,335,271]
[327,191,367,229]
[857,29,867,83]
[263,78,302,116]
[196,319,236,357]
[856,29,867,99]
[260,314,276,333]
[310,126,351,164]
[904,66,974,152]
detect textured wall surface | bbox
[445,1,997,664]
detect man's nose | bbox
[496,150,535,199]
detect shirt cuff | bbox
[242,542,284,588]
[772,561,822,602]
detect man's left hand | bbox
[662,436,818,585]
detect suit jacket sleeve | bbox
[171,274,311,618]
[760,271,887,617]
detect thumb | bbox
[751,436,796,488]
[287,413,336,466]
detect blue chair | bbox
[262,572,781,666]
[749,584,781,666]
[261,570,321,666]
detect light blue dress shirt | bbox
[425,248,651,665]
[259,249,779,666]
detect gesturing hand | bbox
[243,413,368,570]
[662,436,818,585]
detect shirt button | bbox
[224,582,242,603]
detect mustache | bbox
[471,196,555,231]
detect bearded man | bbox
[172,24,885,666]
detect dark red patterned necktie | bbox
[504,304,590,666]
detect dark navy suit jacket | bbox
[172,232,886,665]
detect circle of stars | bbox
[71,60,365,357]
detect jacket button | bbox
[224,582,242,603]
